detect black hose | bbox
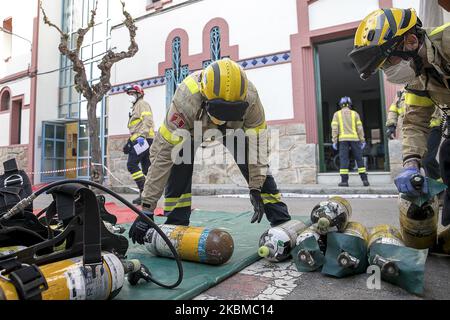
[31,179,183,289]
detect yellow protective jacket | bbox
[331,107,365,144]
[386,92,406,127]
[402,23,450,163]
[142,71,268,210]
[128,98,155,142]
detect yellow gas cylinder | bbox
[0,253,130,300]
[368,225,405,277]
[145,225,234,265]
[337,222,369,269]
[436,226,450,255]
[399,196,439,249]
[310,196,352,234]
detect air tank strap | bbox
[0,258,48,300]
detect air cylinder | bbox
[0,253,127,300]
[368,225,405,277]
[258,220,310,262]
[399,195,439,249]
[310,196,352,234]
[145,225,234,265]
[337,222,369,269]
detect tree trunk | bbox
[87,98,103,184]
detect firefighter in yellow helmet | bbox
[129,59,291,245]
[331,96,369,187]
[349,8,450,225]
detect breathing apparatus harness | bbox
[0,179,184,299]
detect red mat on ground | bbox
[34,203,165,225]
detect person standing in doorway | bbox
[123,84,155,205]
[331,96,370,187]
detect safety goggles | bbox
[204,99,250,122]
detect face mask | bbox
[128,95,137,104]
[383,60,417,85]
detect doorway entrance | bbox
[314,37,389,173]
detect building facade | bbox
[0,0,448,187]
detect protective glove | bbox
[137,137,146,147]
[361,142,366,150]
[249,189,265,224]
[394,167,429,198]
[332,143,338,151]
[386,125,396,139]
[129,207,154,245]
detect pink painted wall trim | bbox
[146,0,172,11]
[27,4,39,183]
[0,70,29,85]
[0,86,12,112]
[158,18,239,75]
[379,0,394,8]
[10,95,24,145]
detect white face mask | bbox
[384,60,417,85]
[128,95,137,104]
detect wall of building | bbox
[33,0,62,183]
[0,0,37,174]
[0,0,36,78]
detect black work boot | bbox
[132,177,146,205]
[360,173,370,187]
[338,175,349,187]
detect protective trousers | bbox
[423,126,442,180]
[439,137,450,226]
[127,139,153,192]
[339,141,368,182]
[163,136,291,227]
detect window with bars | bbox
[165,37,189,108]
[202,26,223,69]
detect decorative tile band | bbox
[110,76,166,94]
[109,51,291,95]
[238,51,291,70]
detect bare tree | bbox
[40,0,138,183]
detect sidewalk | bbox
[110,183,398,196]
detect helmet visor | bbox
[348,45,388,80]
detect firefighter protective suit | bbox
[140,70,291,227]
[126,97,155,196]
[331,102,369,187]
[349,8,450,224]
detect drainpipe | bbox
[27,0,40,184]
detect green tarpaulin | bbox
[116,210,276,300]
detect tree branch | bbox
[40,1,94,100]
[76,0,98,53]
[93,0,139,98]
